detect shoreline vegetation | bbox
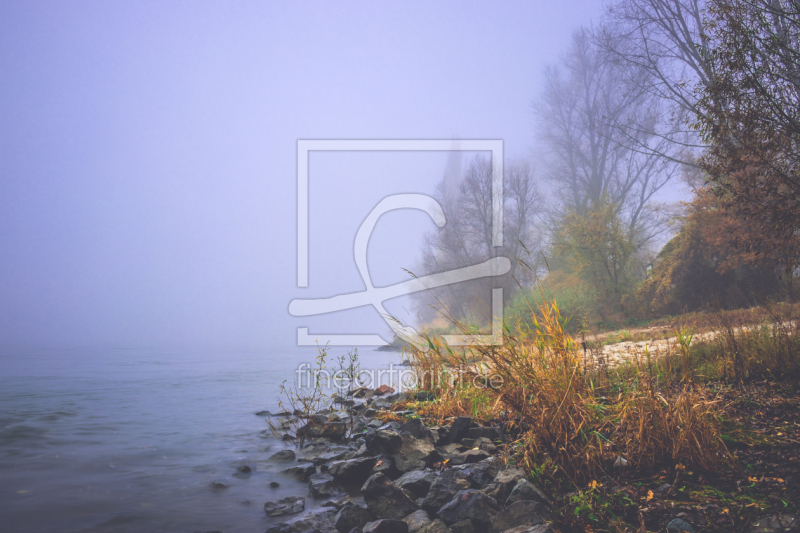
[257,300,799,533]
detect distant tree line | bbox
[416,0,800,331]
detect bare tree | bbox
[597,0,713,163]
[534,29,680,252]
[416,155,544,324]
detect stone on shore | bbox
[420,519,452,533]
[264,496,305,517]
[269,449,296,462]
[297,443,351,465]
[436,489,498,527]
[444,417,473,445]
[403,510,432,533]
[282,464,316,482]
[266,507,339,533]
[453,457,501,489]
[394,470,438,498]
[309,472,339,497]
[490,501,550,533]
[328,457,378,485]
[421,470,472,513]
[361,473,419,520]
[505,479,551,506]
[334,503,373,533]
[393,432,436,473]
[362,519,409,533]
[298,416,347,440]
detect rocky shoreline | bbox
[255,386,554,533]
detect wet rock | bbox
[506,479,551,506]
[267,507,338,533]
[453,457,501,488]
[361,473,419,520]
[365,408,378,417]
[449,520,475,533]
[372,455,399,478]
[282,464,317,482]
[270,481,280,488]
[323,494,353,511]
[394,470,438,498]
[374,385,395,396]
[346,444,372,460]
[297,443,351,465]
[255,410,271,416]
[667,518,696,533]
[366,429,403,455]
[368,419,385,429]
[478,483,508,503]
[398,418,434,441]
[299,416,348,440]
[269,449,297,462]
[394,432,437,473]
[235,464,252,476]
[403,510,432,533]
[493,467,526,492]
[310,472,340,497]
[335,504,373,533]
[265,495,306,517]
[420,519,451,533]
[329,457,377,485]
[444,417,473,445]
[450,449,490,466]
[363,519,409,533]
[490,501,549,533]
[421,470,472,513]
[209,481,228,490]
[436,490,498,527]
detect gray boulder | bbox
[334,503,373,533]
[395,470,438,498]
[309,472,340,497]
[493,467,526,491]
[361,473,419,520]
[421,470,472,513]
[264,496,305,517]
[490,501,550,533]
[269,449,297,462]
[366,429,403,455]
[393,432,436,473]
[298,417,347,440]
[403,510,432,533]
[420,519,451,533]
[506,479,551,506]
[449,520,475,533]
[282,464,316,482]
[362,519,410,533]
[267,507,339,533]
[436,490,498,527]
[329,457,377,485]
[453,457,501,488]
[444,416,472,444]
[297,443,351,465]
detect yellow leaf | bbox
[748,476,758,482]
[676,463,686,471]
[646,490,654,502]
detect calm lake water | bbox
[0,346,404,533]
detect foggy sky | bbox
[1,1,626,349]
